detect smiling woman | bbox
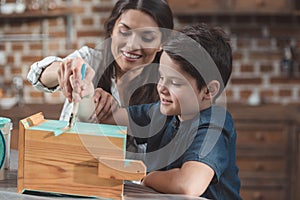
[27,0,174,160]
[111,10,163,75]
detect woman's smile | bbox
[121,50,142,61]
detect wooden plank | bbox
[18,113,44,192]
[17,120,25,193]
[98,157,146,181]
[22,130,125,198]
[27,112,44,126]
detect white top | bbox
[27,46,120,121]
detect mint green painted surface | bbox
[124,159,132,167]
[28,120,127,139]
[0,117,10,129]
[0,130,5,170]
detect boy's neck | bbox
[178,102,212,121]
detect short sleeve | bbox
[127,104,153,144]
[127,103,167,144]
[182,127,230,183]
[128,104,152,126]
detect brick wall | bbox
[185,15,300,105]
[1,0,300,105]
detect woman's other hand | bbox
[93,88,116,122]
[93,87,128,126]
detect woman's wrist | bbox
[39,61,62,88]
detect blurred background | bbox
[0,0,300,105]
[0,0,300,200]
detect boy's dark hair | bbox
[163,23,232,100]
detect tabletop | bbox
[0,150,207,200]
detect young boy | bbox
[79,23,241,199]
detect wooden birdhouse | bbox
[17,112,146,199]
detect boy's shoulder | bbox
[199,105,235,136]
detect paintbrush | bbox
[67,63,87,129]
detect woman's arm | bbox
[27,56,63,93]
[142,161,214,197]
[39,61,62,88]
[27,46,97,94]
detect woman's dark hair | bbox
[105,0,173,40]
[97,0,174,106]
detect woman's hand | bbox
[57,58,95,102]
[93,88,116,122]
[92,87,129,126]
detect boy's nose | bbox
[157,81,169,94]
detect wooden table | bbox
[0,150,207,200]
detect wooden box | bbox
[17,113,146,199]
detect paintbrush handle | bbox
[68,63,87,128]
[81,63,86,80]
[73,102,79,115]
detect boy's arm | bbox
[142,161,214,197]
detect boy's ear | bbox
[204,80,220,100]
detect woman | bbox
[27,0,174,158]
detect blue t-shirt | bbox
[128,102,242,200]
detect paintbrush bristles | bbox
[68,102,79,128]
[68,113,77,128]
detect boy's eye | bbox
[171,81,183,86]
[158,76,184,87]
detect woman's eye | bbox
[142,36,155,43]
[119,30,131,37]
[141,32,158,43]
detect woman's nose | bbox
[125,34,141,51]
